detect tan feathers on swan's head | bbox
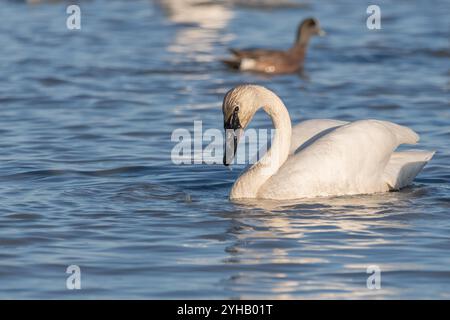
[222,84,278,129]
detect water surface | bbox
[0,0,449,299]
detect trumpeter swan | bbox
[222,85,434,200]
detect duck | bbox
[222,85,435,200]
[222,18,325,74]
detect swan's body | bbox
[222,85,434,200]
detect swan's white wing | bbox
[259,120,426,199]
[290,119,348,154]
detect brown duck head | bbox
[294,18,325,47]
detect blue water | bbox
[0,0,449,299]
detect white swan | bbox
[222,85,435,200]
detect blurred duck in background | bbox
[222,18,325,74]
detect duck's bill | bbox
[318,29,326,36]
[223,129,242,166]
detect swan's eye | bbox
[234,106,239,112]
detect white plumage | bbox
[222,85,434,200]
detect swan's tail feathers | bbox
[383,151,435,190]
[379,121,420,145]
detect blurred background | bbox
[0,0,449,299]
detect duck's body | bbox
[222,85,434,200]
[224,47,307,74]
[222,18,324,74]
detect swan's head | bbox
[222,85,262,166]
[296,18,325,43]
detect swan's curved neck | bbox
[230,90,292,199]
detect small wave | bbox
[4,212,43,220]
[1,166,154,181]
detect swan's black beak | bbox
[223,128,242,166]
[223,110,242,166]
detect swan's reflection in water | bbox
[158,0,233,62]
[220,189,421,298]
